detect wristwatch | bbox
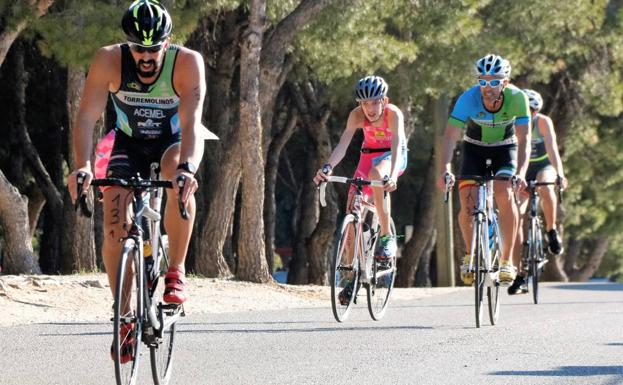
[176,161,197,175]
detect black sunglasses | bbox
[128,42,164,54]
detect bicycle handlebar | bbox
[318,176,389,213]
[527,177,564,203]
[74,172,188,219]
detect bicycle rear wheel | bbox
[532,222,542,304]
[367,218,396,321]
[474,221,485,328]
[113,238,143,385]
[150,237,178,385]
[331,215,360,322]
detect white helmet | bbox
[523,89,543,111]
[355,76,388,101]
[475,54,511,78]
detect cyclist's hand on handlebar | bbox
[512,174,527,193]
[558,175,568,190]
[174,170,198,204]
[437,171,454,191]
[383,176,397,192]
[313,163,332,186]
[67,167,93,204]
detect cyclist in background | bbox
[437,53,531,286]
[66,0,205,361]
[313,75,407,302]
[508,89,568,294]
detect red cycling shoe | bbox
[110,322,135,364]
[163,267,187,304]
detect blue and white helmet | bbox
[475,54,511,78]
[523,89,543,111]
[355,76,388,101]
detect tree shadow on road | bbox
[490,365,623,377]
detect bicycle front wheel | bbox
[113,238,143,385]
[367,218,396,321]
[150,315,176,385]
[331,214,360,322]
[150,236,178,385]
[474,221,485,328]
[487,222,501,325]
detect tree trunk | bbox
[396,153,437,287]
[264,105,298,272]
[61,66,97,273]
[236,0,271,283]
[567,236,609,282]
[187,10,241,276]
[287,81,335,284]
[0,170,40,274]
[415,229,436,287]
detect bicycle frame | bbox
[320,176,392,284]
[466,178,500,286]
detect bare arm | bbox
[435,123,462,190]
[312,108,360,185]
[325,109,360,168]
[388,106,406,182]
[515,122,531,178]
[539,116,564,177]
[68,46,117,201]
[175,49,206,168]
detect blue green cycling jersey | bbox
[110,44,180,139]
[448,84,531,145]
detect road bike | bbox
[319,175,396,322]
[521,178,562,304]
[76,164,187,385]
[444,163,514,328]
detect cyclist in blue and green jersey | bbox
[508,89,568,295]
[437,54,531,287]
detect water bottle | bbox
[144,242,156,287]
[488,220,495,250]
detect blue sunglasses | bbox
[478,78,505,87]
[128,42,164,54]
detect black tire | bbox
[367,218,396,321]
[474,221,485,328]
[113,238,143,385]
[488,226,500,325]
[331,215,360,322]
[532,222,542,304]
[150,318,176,385]
[150,236,177,385]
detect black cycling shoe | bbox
[508,275,527,295]
[547,229,564,255]
[338,282,354,306]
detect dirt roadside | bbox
[0,273,463,327]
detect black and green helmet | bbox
[122,0,172,46]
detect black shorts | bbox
[107,131,181,179]
[459,141,517,183]
[526,162,555,182]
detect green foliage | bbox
[31,0,235,68]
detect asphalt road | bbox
[1,282,622,385]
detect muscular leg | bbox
[493,180,518,265]
[458,185,477,253]
[513,193,529,271]
[102,187,132,307]
[160,144,195,273]
[538,185,557,231]
[368,160,392,236]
